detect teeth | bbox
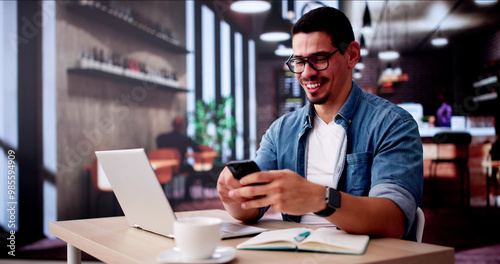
[306,83,320,89]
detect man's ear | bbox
[345,41,361,69]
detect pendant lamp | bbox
[360,34,368,56]
[260,1,291,42]
[378,2,399,61]
[362,2,372,28]
[230,0,271,13]
[274,44,293,56]
[431,30,448,47]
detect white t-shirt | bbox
[301,115,346,226]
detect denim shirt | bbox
[254,81,423,241]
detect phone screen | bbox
[226,160,261,180]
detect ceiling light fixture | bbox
[274,44,293,57]
[360,34,368,56]
[362,1,372,29]
[355,56,365,70]
[474,0,498,6]
[378,2,400,61]
[431,37,448,47]
[230,0,271,13]
[378,49,400,60]
[354,69,362,79]
[260,1,291,42]
[431,29,448,47]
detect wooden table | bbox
[187,151,219,171]
[49,209,454,264]
[149,159,180,184]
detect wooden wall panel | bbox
[55,1,187,220]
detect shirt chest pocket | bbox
[345,152,373,196]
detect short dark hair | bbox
[292,7,354,54]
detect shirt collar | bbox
[304,80,362,126]
[336,80,362,125]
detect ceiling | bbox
[215,0,500,58]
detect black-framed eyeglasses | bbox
[285,48,340,74]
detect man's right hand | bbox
[217,167,260,221]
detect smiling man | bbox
[217,7,423,241]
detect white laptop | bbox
[95,148,268,239]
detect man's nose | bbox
[301,61,318,76]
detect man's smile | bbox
[304,82,323,93]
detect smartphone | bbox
[226,160,261,180]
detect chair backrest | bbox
[148,148,182,175]
[432,132,471,161]
[416,207,425,243]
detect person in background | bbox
[436,92,453,127]
[156,116,201,173]
[217,7,423,241]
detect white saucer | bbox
[157,246,237,263]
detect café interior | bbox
[1,0,500,262]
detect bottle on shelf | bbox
[75,45,180,88]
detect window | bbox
[186,2,257,161]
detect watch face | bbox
[328,188,341,209]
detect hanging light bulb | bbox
[230,0,271,13]
[260,1,291,42]
[393,64,402,76]
[274,44,293,57]
[360,34,369,56]
[382,63,394,77]
[354,69,362,79]
[377,2,399,61]
[474,0,498,5]
[431,30,448,47]
[355,56,365,70]
[378,48,400,60]
[431,37,448,47]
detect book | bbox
[236,227,370,255]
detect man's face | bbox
[291,31,352,106]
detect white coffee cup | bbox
[174,217,222,260]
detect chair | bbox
[429,132,471,209]
[483,154,499,208]
[86,159,118,217]
[415,207,425,243]
[189,145,218,171]
[148,148,186,200]
[87,158,113,192]
[148,148,181,183]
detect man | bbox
[157,116,201,173]
[217,7,423,241]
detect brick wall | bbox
[484,28,500,64]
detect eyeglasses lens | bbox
[287,55,329,73]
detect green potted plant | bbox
[190,96,236,167]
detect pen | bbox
[294,231,311,242]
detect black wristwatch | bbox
[314,187,341,217]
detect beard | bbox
[301,76,330,105]
[306,91,330,105]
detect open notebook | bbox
[237,227,370,255]
[95,148,268,239]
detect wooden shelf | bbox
[473,76,498,88]
[68,68,188,93]
[66,4,189,54]
[472,92,498,103]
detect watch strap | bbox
[314,187,339,217]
